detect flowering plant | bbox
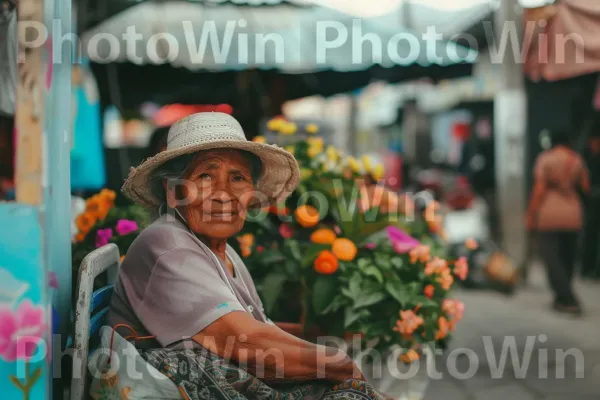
[232,118,463,356]
[71,189,151,288]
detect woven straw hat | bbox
[122,112,300,208]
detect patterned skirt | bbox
[141,347,387,400]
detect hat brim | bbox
[122,140,300,208]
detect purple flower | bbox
[116,219,139,236]
[386,226,420,254]
[95,228,113,248]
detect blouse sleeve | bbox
[135,246,247,347]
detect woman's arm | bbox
[193,311,362,383]
[527,156,547,230]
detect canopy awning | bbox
[81,1,477,73]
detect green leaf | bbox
[362,266,384,284]
[284,260,298,277]
[385,282,409,305]
[260,272,288,314]
[322,295,349,314]
[344,307,363,329]
[260,250,285,265]
[357,258,371,269]
[349,274,362,296]
[285,240,302,261]
[412,296,439,308]
[354,292,386,309]
[375,253,391,268]
[312,275,339,315]
[391,257,404,269]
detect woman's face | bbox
[169,150,257,240]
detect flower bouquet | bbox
[71,189,151,291]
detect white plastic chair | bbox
[70,243,120,400]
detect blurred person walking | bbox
[526,130,589,315]
[581,126,600,280]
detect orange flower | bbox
[393,310,424,337]
[465,238,478,250]
[424,284,435,299]
[237,233,254,246]
[237,234,254,258]
[436,268,454,290]
[295,205,321,228]
[443,299,465,329]
[427,214,444,234]
[454,257,469,280]
[74,232,85,243]
[332,238,357,261]
[75,212,97,235]
[310,228,337,244]
[241,247,252,258]
[120,255,126,263]
[399,349,420,364]
[86,195,110,220]
[269,204,289,216]
[99,189,116,201]
[409,245,431,264]
[314,250,339,275]
[424,201,440,222]
[435,316,451,340]
[424,257,447,276]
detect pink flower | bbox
[95,228,113,248]
[333,225,342,235]
[364,243,377,250]
[116,219,139,236]
[279,223,294,239]
[386,226,420,254]
[0,300,46,362]
[454,257,469,281]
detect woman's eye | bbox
[199,173,211,181]
[232,175,246,182]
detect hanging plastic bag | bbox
[88,325,181,399]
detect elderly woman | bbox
[109,113,383,399]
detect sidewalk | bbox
[423,263,600,400]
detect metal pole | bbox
[45,0,73,337]
[493,0,528,267]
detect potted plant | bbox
[71,189,151,293]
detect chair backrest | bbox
[70,243,120,400]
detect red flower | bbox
[424,284,435,299]
[279,224,294,239]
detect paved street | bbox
[423,263,600,400]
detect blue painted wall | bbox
[0,204,48,399]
